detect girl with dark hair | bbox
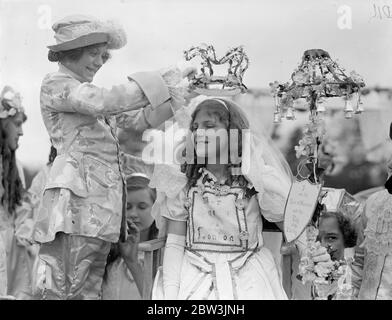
[318,211,358,262]
[102,173,158,300]
[150,97,295,300]
[0,86,30,299]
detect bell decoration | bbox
[273,111,282,123]
[316,100,326,113]
[286,106,295,120]
[354,94,364,114]
[344,98,354,119]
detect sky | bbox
[0,0,391,170]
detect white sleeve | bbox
[163,233,185,300]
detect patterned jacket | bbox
[34,64,180,243]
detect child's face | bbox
[192,108,229,162]
[318,216,345,261]
[126,188,155,232]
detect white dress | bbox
[152,169,287,300]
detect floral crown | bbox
[0,86,24,119]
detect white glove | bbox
[163,233,186,300]
[176,60,198,80]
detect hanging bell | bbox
[354,104,364,114]
[273,111,282,123]
[344,99,353,119]
[286,107,295,120]
[344,99,354,112]
[354,96,364,114]
[316,101,326,113]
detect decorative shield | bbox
[283,179,322,243]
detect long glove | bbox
[163,233,186,300]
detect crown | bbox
[184,44,249,96]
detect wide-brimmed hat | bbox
[47,14,127,52]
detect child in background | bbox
[102,173,158,300]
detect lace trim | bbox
[363,190,392,255]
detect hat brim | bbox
[47,32,109,52]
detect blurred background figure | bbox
[0,86,33,299]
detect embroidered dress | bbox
[153,169,287,300]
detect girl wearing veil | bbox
[150,97,294,300]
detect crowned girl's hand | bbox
[119,219,140,263]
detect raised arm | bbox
[41,70,171,117]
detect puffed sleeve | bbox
[161,189,189,222]
[41,70,172,117]
[151,189,189,237]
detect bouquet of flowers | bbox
[297,225,352,299]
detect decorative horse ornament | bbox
[184,44,249,96]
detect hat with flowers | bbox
[0,86,24,119]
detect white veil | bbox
[146,96,293,235]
